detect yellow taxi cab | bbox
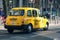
[4,7,49,33]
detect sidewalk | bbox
[49,23,60,26]
[49,17,60,26]
[49,20,60,26]
[0,25,6,30]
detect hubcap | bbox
[28,25,31,31]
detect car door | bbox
[39,15,46,28]
[37,10,45,28]
[26,10,33,24]
[32,10,39,28]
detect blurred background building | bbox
[0,0,60,17]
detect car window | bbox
[14,10,19,15]
[27,10,32,17]
[32,10,37,17]
[9,10,24,16]
[19,10,24,16]
[38,10,41,17]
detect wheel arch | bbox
[46,22,49,26]
[28,23,33,28]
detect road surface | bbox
[0,25,60,40]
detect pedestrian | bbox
[0,8,5,22]
[45,13,50,19]
[52,13,55,20]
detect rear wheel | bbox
[26,24,33,33]
[7,29,14,33]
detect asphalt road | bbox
[0,26,60,40]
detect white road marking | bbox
[54,38,60,40]
[31,34,39,37]
[30,31,54,38]
[33,31,53,35]
[11,36,27,39]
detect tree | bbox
[2,0,8,18]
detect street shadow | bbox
[0,30,34,35]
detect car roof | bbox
[11,7,39,10]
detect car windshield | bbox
[9,10,24,16]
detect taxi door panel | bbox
[39,17,46,28]
[32,10,40,28]
[34,17,41,28]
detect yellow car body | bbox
[4,7,49,33]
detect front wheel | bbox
[43,23,49,31]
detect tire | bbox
[7,29,13,33]
[43,23,49,31]
[26,24,32,33]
